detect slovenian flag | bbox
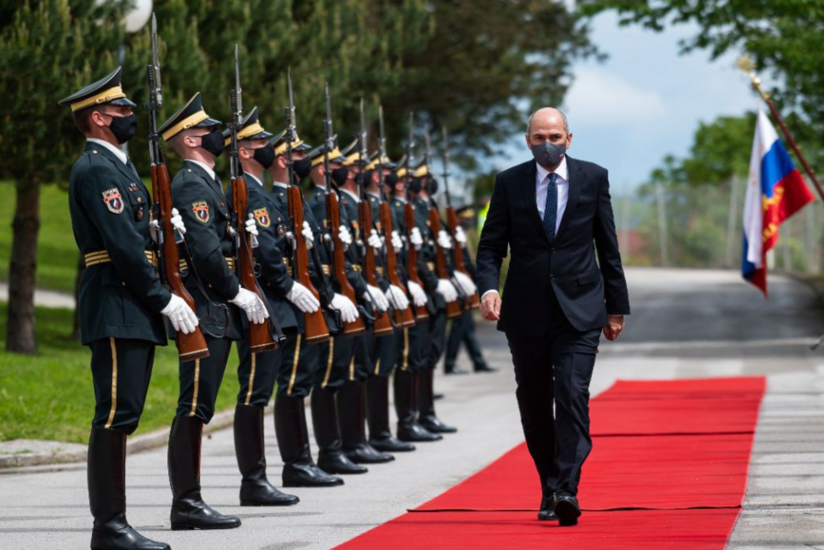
[742,110,814,296]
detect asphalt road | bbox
[1,267,823,549]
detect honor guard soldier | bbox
[267,127,350,487]
[159,93,269,530]
[335,139,408,461]
[223,107,306,506]
[444,204,493,374]
[304,140,381,475]
[60,67,198,550]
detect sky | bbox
[489,11,762,192]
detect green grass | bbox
[0,304,238,444]
[0,183,79,293]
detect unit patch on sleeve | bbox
[102,188,124,214]
[192,201,210,223]
[253,207,271,228]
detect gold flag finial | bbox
[737,54,769,101]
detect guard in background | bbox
[443,207,494,374]
[268,131,349,487]
[60,67,198,550]
[225,108,309,506]
[160,93,269,530]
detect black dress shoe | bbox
[397,420,443,442]
[553,493,581,526]
[282,462,345,487]
[473,363,497,373]
[433,393,445,400]
[170,498,241,531]
[445,366,469,375]
[240,479,300,507]
[369,436,416,453]
[345,442,395,464]
[537,492,557,521]
[419,414,458,434]
[92,514,171,550]
[318,450,369,475]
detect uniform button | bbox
[137,197,143,203]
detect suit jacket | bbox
[476,157,630,336]
[68,142,169,345]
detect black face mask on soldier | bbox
[199,128,225,158]
[331,167,349,187]
[105,112,137,144]
[384,173,398,188]
[293,157,313,180]
[408,177,422,193]
[427,177,439,195]
[252,143,275,169]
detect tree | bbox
[0,0,131,354]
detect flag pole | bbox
[737,55,824,203]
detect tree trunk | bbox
[71,254,84,340]
[6,182,40,354]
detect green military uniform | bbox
[159,93,241,531]
[61,67,172,550]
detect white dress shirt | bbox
[535,155,569,235]
[244,172,264,187]
[273,181,289,190]
[185,159,216,181]
[87,138,128,165]
[341,188,360,203]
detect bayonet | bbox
[150,13,162,110]
[285,67,296,187]
[323,82,333,194]
[442,126,452,208]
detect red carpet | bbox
[334,376,765,549]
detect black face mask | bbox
[331,167,349,187]
[427,177,439,195]
[106,113,137,144]
[199,128,224,158]
[384,173,398,188]
[531,141,566,168]
[293,157,313,180]
[408,177,422,193]
[252,142,275,169]
[362,170,375,187]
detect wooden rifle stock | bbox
[362,201,402,334]
[232,175,278,353]
[446,206,480,310]
[151,164,210,362]
[379,203,422,323]
[428,207,463,319]
[326,192,366,336]
[288,186,330,344]
[403,203,430,320]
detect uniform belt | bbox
[376,266,384,276]
[179,256,236,274]
[426,262,435,271]
[283,258,293,276]
[322,264,331,276]
[84,250,157,267]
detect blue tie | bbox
[543,172,558,240]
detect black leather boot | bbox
[168,416,241,530]
[394,371,442,442]
[234,405,300,506]
[418,370,457,434]
[339,380,395,464]
[275,394,345,487]
[311,388,367,474]
[88,428,170,550]
[366,375,415,452]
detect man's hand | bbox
[603,315,625,341]
[480,291,501,321]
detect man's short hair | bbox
[526,108,569,135]
[73,106,103,134]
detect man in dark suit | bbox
[476,107,629,527]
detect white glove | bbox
[410,227,423,249]
[365,284,389,312]
[303,221,314,249]
[454,226,467,245]
[391,230,403,252]
[386,285,410,310]
[437,229,453,249]
[331,293,359,323]
[338,225,353,246]
[245,213,259,248]
[368,229,382,250]
[148,207,186,243]
[407,280,428,307]
[230,288,270,325]
[286,282,320,313]
[436,278,458,303]
[454,271,477,296]
[161,294,199,335]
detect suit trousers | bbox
[444,310,485,370]
[89,338,155,434]
[175,335,232,423]
[505,301,600,496]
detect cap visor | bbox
[195,116,222,128]
[110,97,137,108]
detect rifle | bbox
[147,14,209,362]
[423,127,463,319]
[402,112,431,319]
[285,69,330,344]
[359,101,408,333]
[323,84,366,337]
[228,45,279,353]
[442,126,479,310]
